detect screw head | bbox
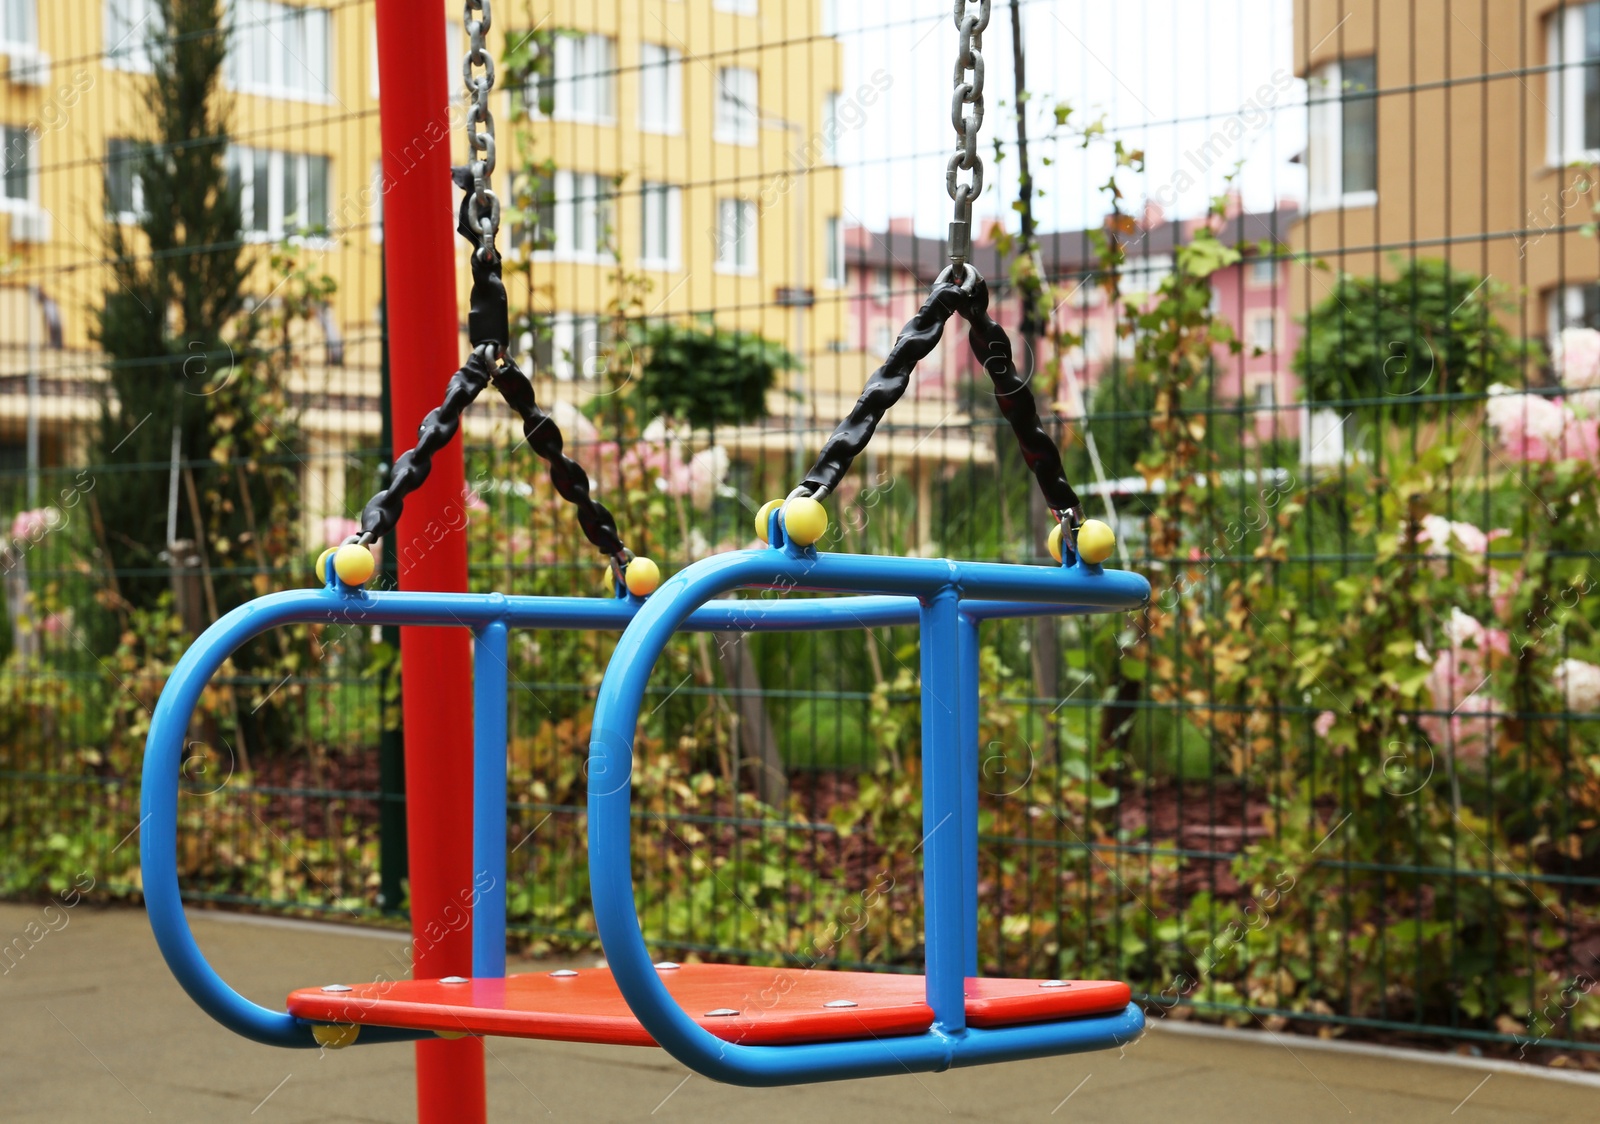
[654,961,681,971]
[440,976,469,984]
[704,1008,739,1017]
[823,999,858,1008]
[319,984,353,993]
[548,969,578,978]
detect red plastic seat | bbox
[286,964,1130,1047]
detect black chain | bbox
[798,281,968,498]
[488,357,625,558]
[357,350,494,545]
[796,277,1082,523]
[962,276,1083,521]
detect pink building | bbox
[842,199,1303,440]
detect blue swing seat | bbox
[141,531,1148,1085]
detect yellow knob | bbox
[313,547,337,583]
[753,498,784,543]
[333,543,376,586]
[1077,519,1116,565]
[312,1023,360,1049]
[783,497,828,547]
[1047,524,1064,563]
[624,556,661,597]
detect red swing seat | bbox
[287,964,1132,1047]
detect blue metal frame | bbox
[142,540,1148,1077]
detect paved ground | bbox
[1,902,1595,1122]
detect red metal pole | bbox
[373,3,486,1121]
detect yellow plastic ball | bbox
[1077,519,1116,565]
[312,1023,360,1049]
[1047,524,1064,563]
[333,543,376,586]
[783,497,828,547]
[624,556,661,597]
[753,499,784,543]
[313,547,337,583]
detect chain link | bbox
[463,0,500,261]
[944,0,989,274]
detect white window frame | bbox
[1249,311,1277,350]
[1,0,37,52]
[1548,282,1600,343]
[534,170,614,263]
[105,137,147,224]
[639,181,681,270]
[823,215,844,288]
[1247,256,1276,287]
[869,319,892,359]
[2,123,39,212]
[822,90,841,164]
[715,66,759,146]
[715,198,757,274]
[1123,254,1172,295]
[104,0,163,73]
[637,42,682,135]
[369,159,384,243]
[1548,3,1600,166]
[225,0,333,104]
[714,0,758,14]
[528,33,617,125]
[1307,57,1378,211]
[540,312,605,382]
[229,145,332,242]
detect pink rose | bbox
[1417,609,1509,760]
[1485,388,1600,463]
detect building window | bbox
[368,159,383,242]
[1548,282,1600,343]
[1549,3,1600,164]
[1308,55,1377,208]
[822,91,841,164]
[526,32,616,124]
[715,198,757,272]
[1124,254,1172,295]
[820,0,838,36]
[226,1,332,102]
[638,43,681,134]
[3,124,34,206]
[226,146,331,238]
[714,0,758,13]
[104,0,163,72]
[715,67,759,146]
[2,0,36,50]
[870,319,893,359]
[872,266,890,302]
[1080,325,1101,360]
[509,170,557,253]
[1247,256,1276,287]
[824,216,844,287]
[519,170,613,260]
[1249,312,1276,350]
[105,138,147,221]
[527,313,607,381]
[640,181,680,269]
[1254,379,1278,409]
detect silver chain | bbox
[944,0,988,278]
[463,0,500,262]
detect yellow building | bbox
[1291,0,1600,354]
[0,0,845,523]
